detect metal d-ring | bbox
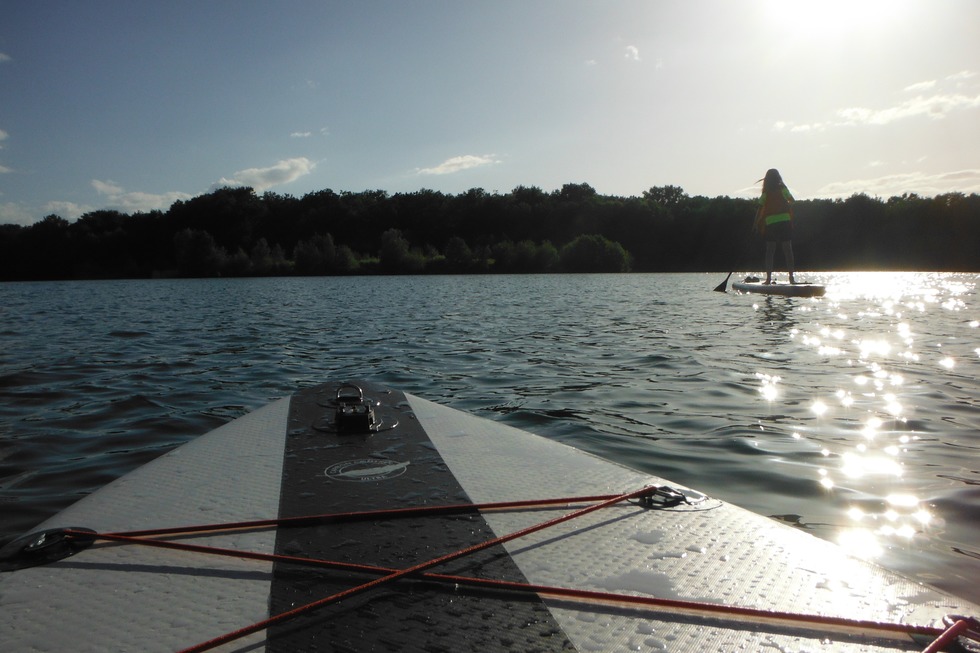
[336,383,364,404]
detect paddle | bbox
[713,271,733,292]
[715,208,763,292]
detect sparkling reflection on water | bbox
[767,273,979,584]
[0,272,977,604]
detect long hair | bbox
[759,168,791,218]
[761,168,784,194]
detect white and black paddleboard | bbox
[732,277,826,297]
[1,380,976,652]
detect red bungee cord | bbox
[107,492,623,538]
[921,618,977,653]
[81,528,965,650]
[60,487,978,653]
[173,485,659,653]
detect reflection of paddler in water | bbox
[757,295,796,337]
[754,168,796,285]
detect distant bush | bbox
[380,229,425,273]
[559,234,632,272]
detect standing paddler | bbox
[754,168,796,285]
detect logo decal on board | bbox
[325,458,409,482]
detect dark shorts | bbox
[765,220,792,243]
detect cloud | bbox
[43,200,94,220]
[947,70,977,84]
[776,93,980,131]
[213,157,316,192]
[92,179,124,195]
[0,128,8,175]
[624,45,641,61]
[837,93,980,125]
[775,72,980,132]
[92,179,192,213]
[1,199,98,225]
[901,74,980,93]
[904,80,936,93]
[815,169,980,199]
[4,179,197,226]
[290,128,329,138]
[417,154,499,176]
[0,202,39,226]
[0,53,11,63]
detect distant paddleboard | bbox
[733,277,826,297]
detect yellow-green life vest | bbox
[759,186,794,225]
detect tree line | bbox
[1,183,978,280]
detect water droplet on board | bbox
[631,530,664,545]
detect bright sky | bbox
[2,0,979,226]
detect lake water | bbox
[1,273,978,605]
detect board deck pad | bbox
[268,382,573,650]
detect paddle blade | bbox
[713,272,733,292]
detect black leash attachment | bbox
[628,485,692,509]
[0,527,98,572]
[334,383,378,433]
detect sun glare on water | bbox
[837,528,884,560]
[750,272,970,572]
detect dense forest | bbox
[1,183,978,280]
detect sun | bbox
[761,0,908,39]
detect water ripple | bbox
[0,272,977,604]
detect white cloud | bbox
[775,72,980,132]
[92,179,124,195]
[0,202,38,226]
[417,154,499,176]
[837,93,980,125]
[1,198,99,225]
[291,128,328,138]
[624,45,641,61]
[816,169,980,199]
[0,128,8,174]
[904,80,936,93]
[43,200,94,220]
[773,120,828,132]
[947,70,977,83]
[0,53,11,63]
[92,179,192,213]
[775,93,980,131]
[213,157,316,192]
